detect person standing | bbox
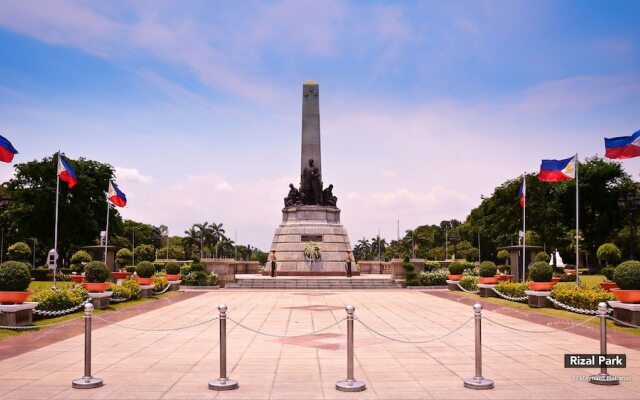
[345,252,353,278]
[269,250,277,278]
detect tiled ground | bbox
[0,289,638,399]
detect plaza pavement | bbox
[0,289,638,400]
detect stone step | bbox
[229,277,396,290]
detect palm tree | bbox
[370,235,387,261]
[209,222,226,258]
[183,226,200,259]
[355,238,371,261]
[193,222,211,259]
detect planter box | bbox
[168,280,182,291]
[139,284,154,298]
[525,290,551,308]
[0,302,38,326]
[608,301,640,327]
[88,292,112,310]
[478,284,496,298]
[446,280,461,291]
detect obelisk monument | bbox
[269,81,353,274]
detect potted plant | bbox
[164,262,181,281]
[135,261,156,285]
[496,265,514,281]
[599,266,618,292]
[70,273,86,284]
[0,261,32,304]
[478,261,499,284]
[82,261,111,292]
[527,261,556,291]
[611,261,640,303]
[448,262,464,281]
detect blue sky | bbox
[1,0,639,250]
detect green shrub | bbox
[208,272,219,286]
[462,261,475,271]
[497,265,511,273]
[601,266,615,282]
[153,262,165,273]
[403,260,418,286]
[108,283,132,300]
[84,261,110,283]
[529,261,553,282]
[190,262,204,272]
[459,275,478,292]
[494,282,528,298]
[125,266,136,273]
[449,262,464,275]
[424,261,440,272]
[30,268,53,281]
[165,262,181,275]
[403,255,410,263]
[8,242,31,262]
[184,271,209,286]
[550,285,614,310]
[115,248,132,268]
[180,265,192,276]
[554,273,575,282]
[136,261,155,278]
[153,273,169,292]
[418,270,448,286]
[0,261,31,291]
[597,243,621,267]
[496,249,510,263]
[70,263,85,274]
[479,261,497,277]
[71,250,92,265]
[134,244,155,262]
[613,260,640,290]
[31,286,87,312]
[534,251,550,263]
[121,277,141,299]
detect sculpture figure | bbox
[301,159,322,205]
[284,183,300,207]
[322,184,337,207]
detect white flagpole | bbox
[53,151,61,289]
[575,154,580,286]
[522,173,526,282]
[104,184,110,264]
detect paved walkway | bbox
[0,290,638,399]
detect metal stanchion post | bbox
[72,303,103,389]
[336,304,366,392]
[464,303,494,390]
[589,302,619,385]
[209,304,239,391]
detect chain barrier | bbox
[606,315,640,329]
[356,316,474,344]
[33,298,91,317]
[546,296,612,316]
[108,296,130,303]
[153,284,172,295]
[0,314,87,331]
[0,324,39,330]
[482,315,598,333]
[227,316,346,338]
[491,288,528,302]
[93,315,219,332]
[457,282,479,294]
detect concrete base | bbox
[446,280,460,291]
[208,378,239,391]
[0,302,38,326]
[478,284,496,298]
[608,301,640,326]
[335,379,366,392]
[140,285,154,298]
[168,280,182,291]
[525,290,551,308]
[88,292,112,310]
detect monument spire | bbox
[301,80,321,184]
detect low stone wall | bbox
[201,259,261,287]
[357,261,383,274]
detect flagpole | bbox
[575,154,580,286]
[104,187,110,264]
[522,173,526,282]
[53,151,60,289]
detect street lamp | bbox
[618,192,640,259]
[131,226,139,266]
[32,237,37,269]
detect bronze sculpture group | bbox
[284,159,338,207]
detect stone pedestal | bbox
[447,280,461,291]
[270,205,352,273]
[140,285,154,298]
[88,292,112,310]
[608,301,640,326]
[478,284,496,298]
[525,290,551,308]
[0,302,38,326]
[168,280,181,291]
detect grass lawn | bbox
[28,281,74,292]
[0,289,181,341]
[555,274,605,290]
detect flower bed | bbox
[417,270,448,286]
[494,282,528,298]
[459,275,478,292]
[549,285,615,311]
[30,286,88,313]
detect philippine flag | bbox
[57,155,77,188]
[0,135,18,163]
[519,179,526,208]
[539,156,576,182]
[108,181,127,207]
[605,130,640,160]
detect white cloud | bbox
[115,167,153,184]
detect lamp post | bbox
[618,192,640,259]
[32,237,37,269]
[131,226,138,266]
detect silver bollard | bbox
[336,304,366,392]
[589,302,619,385]
[209,304,239,390]
[72,303,103,389]
[464,303,494,390]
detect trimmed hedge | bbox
[613,260,640,290]
[449,262,464,275]
[0,261,31,291]
[165,262,181,275]
[30,287,88,312]
[550,286,615,310]
[530,261,553,282]
[136,261,156,278]
[417,270,448,286]
[479,261,497,277]
[494,282,528,298]
[84,261,110,283]
[601,266,615,282]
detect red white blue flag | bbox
[519,179,526,208]
[108,180,127,207]
[57,155,77,188]
[0,135,18,163]
[539,156,576,182]
[605,130,640,159]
